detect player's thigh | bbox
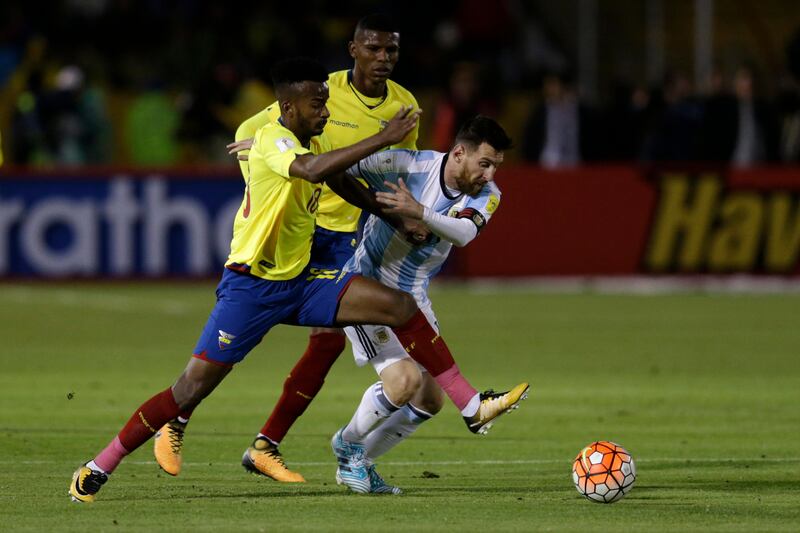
[345,304,438,373]
[194,270,299,366]
[345,323,411,373]
[336,276,417,326]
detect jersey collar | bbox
[347,69,388,109]
[439,153,463,200]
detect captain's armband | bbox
[456,208,487,232]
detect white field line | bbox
[434,276,800,295]
[9,457,799,467]
[0,287,191,315]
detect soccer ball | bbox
[572,441,636,503]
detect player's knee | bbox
[172,374,217,410]
[383,367,423,405]
[417,387,445,415]
[386,290,418,327]
[172,382,205,411]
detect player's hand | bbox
[226,138,254,161]
[380,105,422,145]
[401,218,431,245]
[377,178,424,220]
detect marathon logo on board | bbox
[0,176,243,277]
[644,173,800,274]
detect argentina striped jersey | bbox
[342,149,501,307]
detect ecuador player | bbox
[155,14,421,481]
[69,58,526,504]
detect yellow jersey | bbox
[235,69,419,233]
[226,121,332,281]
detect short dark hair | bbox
[355,13,399,35]
[455,116,513,152]
[270,57,328,90]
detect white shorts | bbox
[344,304,439,375]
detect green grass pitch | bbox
[1,282,798,531]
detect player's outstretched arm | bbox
[289,106,421,184]
[377,178,478,247]
[327,172,430,243]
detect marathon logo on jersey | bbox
[457,208,487,231]
[329,119,359,129]
[275,137,295,153]
[218,330,237,350]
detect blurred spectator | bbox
[125,82,179,166]
[641,71,703,162]
[778,29,800,162]
[11,63,110,166]
[431,61,498,152]
[522,73,595,167]
[603,82,654,160]
[698,66,738,161]
[46,65,111,165]
[729,65,778,166]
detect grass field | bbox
[1,282,799,531]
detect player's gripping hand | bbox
[377,178,424,219]
[379,106,422,146]
[227,138,254,161]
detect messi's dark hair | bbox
[455,116,512,152]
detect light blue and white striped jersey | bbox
[343,149,502,307]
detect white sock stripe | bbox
[403,403,433,422]
[372,382,400,413]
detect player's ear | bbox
[348,41,357,59]
[280,99,294,118]
[452,144,466,163]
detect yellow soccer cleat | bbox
[463,382,530,435]
[242,437,306,483]
[69,463,108,503]
[154,420,186,476]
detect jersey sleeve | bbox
[394,95,420,150]
[345,149,414,189]
[458,183,502,233]
[252,125,311,180]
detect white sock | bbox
[342,382,399,443]
[364,403,434,461]
[460,393,480,417]
[176,416,190,424]
[86,460,106,474]
[256,433,278,446]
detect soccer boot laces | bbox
[242,437,306,483]
[154,419,186,476]
[69,463,108,503]
[331,428,370,493]
[463,382,530,435]
[367,464,402,494]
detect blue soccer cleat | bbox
[331,428,370,493]
[367,464,402,494]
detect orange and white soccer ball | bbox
[572,441,636,503]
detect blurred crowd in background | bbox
[2,0,800,168]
